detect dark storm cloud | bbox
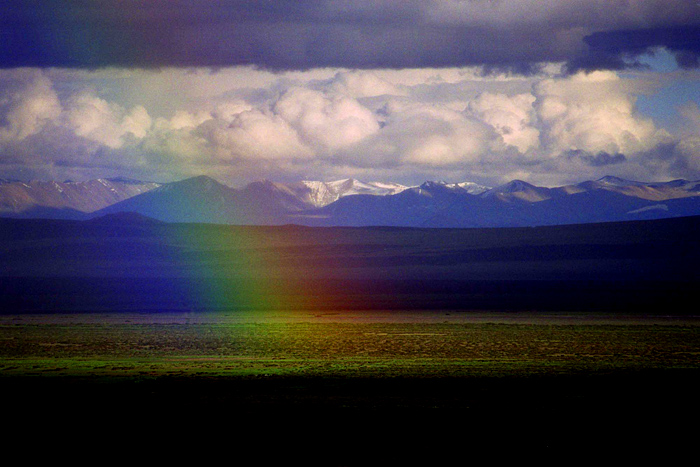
[2,1,699,70]
[567,26,700,72]
[564,150,627,167]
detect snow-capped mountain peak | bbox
[449,181,491,195]
[482,180,535,196]
[299,178,408,207]
[596,176,647,187]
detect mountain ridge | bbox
[0,178,161,219]
[2,175,699,227]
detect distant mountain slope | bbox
[293,181,495,227]
[96,175,246,224]
[0,178,160,219]
[293,177,700,228]
[96,176,329,224]
[572,176,700,201]
[95,176,413,224]
[4,174,700,227]
[93,175,700,227]
[481,180,561,203]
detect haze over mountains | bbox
[1,175,699,228]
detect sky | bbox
[0,1,699,187]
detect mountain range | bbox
[0,177,160,219]
[1,175,699,227]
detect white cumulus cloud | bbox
[467,92,540,154]
[533,71,668,157]
[62,92,153,148]
[273,87,381,152]
[0,69,61,143]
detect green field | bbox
[3,311,698,379]
[2,311,698,458]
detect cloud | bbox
[670,103,700,175]
[0,69,61,143]
[155,110,214,131]
[326,70,406,98]
[273,87,380,152]
[61,92,152,148]
[339,99,504,169]
[1,1,698,71]
[563,149,627,167]
[467,92,540,153]
[569,26,700,73]
[678,101,700,136]
[194,108,312,161]
[0,66,698,186]
[674,137,700,173]
[533,71,667,157]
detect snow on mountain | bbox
[627,204,669,214]
[407,180,487,194]
[241,179,312,212]
[298,178,409,207]
[0,178,161,218]
[487,180,535,194]
[449,181,491,195]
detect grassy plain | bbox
[2,311,699,459]
[2,311,699,380]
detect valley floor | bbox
[2,310,698,460]
[1,217,697,460]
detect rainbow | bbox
[161,223,327,313]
